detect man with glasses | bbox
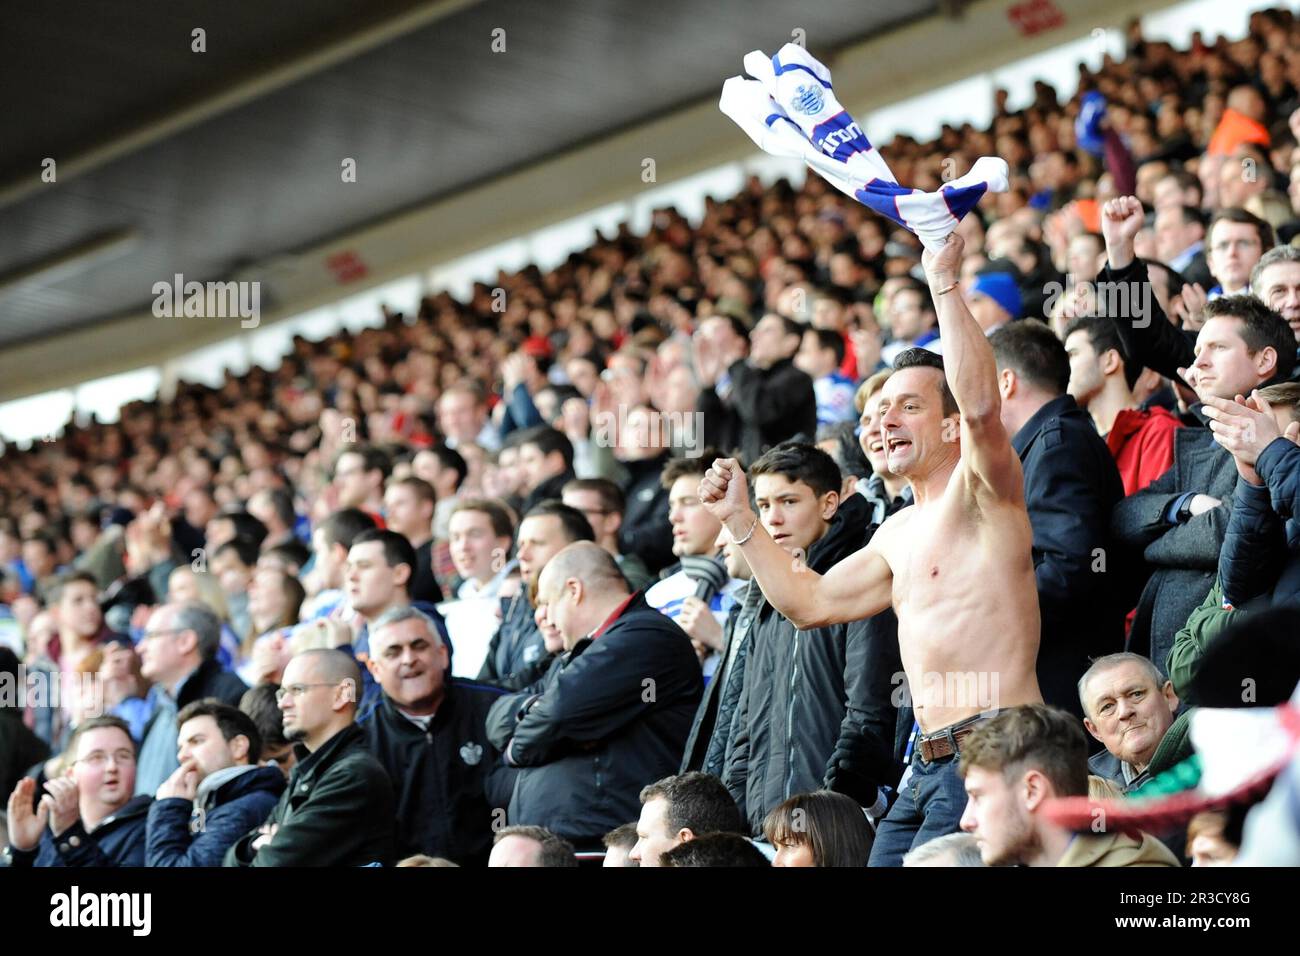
[135,602,248,796]
[5,716,151,867]
[562,478,652,591]
[225,649,395,867]
[1205,208,1273,298]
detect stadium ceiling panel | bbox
[0,0,935,351]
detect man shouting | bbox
[699,233,1043,866]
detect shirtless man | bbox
[698,233,1043,865]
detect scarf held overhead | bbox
[720,43,1009,252]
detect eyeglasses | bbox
[275,682,339,703]
[1211,239,1261,253]
[77,750,136,768]
[140,627,186,641]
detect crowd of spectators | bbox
[3,11,1300,867]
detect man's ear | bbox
[820,490,840,520]
[1101,347,1124,378]
[1255,345,1278,379]
[231,733,251,763]
[1162,680,1180,715]
[393,561,412,589]
[178,628,200,658]
[365,656,382,681]
[1083,716,1103,744]
[1022,768,1051,812]
[678,828,697,844]
[998,367,1016,400]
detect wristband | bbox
[730,515,760,545]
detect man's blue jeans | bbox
[867,749,968,866]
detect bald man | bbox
[485,543,703,847]
[224,650,396,866]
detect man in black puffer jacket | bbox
[721,443,903,835]
[486,543,702,848]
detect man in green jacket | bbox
[224,649,395,867]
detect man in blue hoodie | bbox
[145,699,285,866]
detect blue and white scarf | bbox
[720,44,1008,252]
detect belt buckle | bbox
[943,725,960,760]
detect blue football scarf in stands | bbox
[720,44,1009,252]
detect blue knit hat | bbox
[969,272,1023,322]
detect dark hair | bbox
[661,447,728,489]
[762,313,806,340]
[761,790,875,867]
[492,825,579,867]
[1202,296,1295,381]
[1063,315,1141,388]
[215,511,269,549]
[67,715,135,758]
[214,536,260,568]
[317,508,378,551]
[891,348,958,416]
[264,540,311,573]
[50,570,100,604]
[989,319,1070,396]
[1159,168,1202,199]
[176,698,262,764]
[751,441,844,499]
[21,532,56,556]
[515,426,574,473]
[1171,204,1207,229]
[562,477,626,516]
[958,704,1090,798]
[602,822,639,852]
[350,529,418,593]
[816,420,870,480]
[660,833,769,867]
[639,772,743,838]
[1208,207,1275,253]
[709,313,752,342]
[255,489,296,529]
[894,276,934,309]
[390,475,437,507]
[336,444,392,482]
[806,327,847,366]
[520,500,594,544]
[425,446,469,492]
[450,498,516,540]
[240,683,289,757]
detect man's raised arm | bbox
[697,458,892,630]
[922,234,1020,499]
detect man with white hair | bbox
[360,607,513,866]
[1078,652,1181,794]
[901,832,986,867]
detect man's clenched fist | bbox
[697,458,754,531]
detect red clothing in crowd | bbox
[1105,406,1182,495]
